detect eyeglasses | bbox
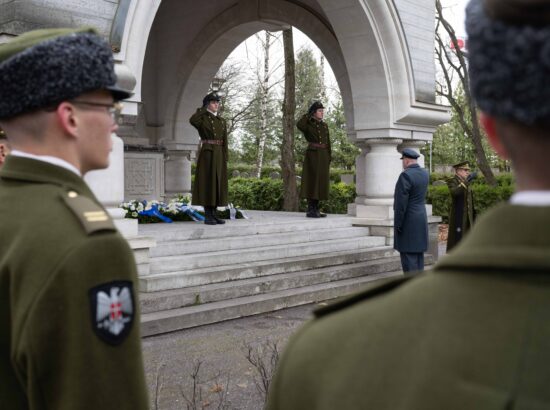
[69,100,123,123]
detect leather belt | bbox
[309,142,328,149]
[202,139,224,145]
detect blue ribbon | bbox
[179,205,205,222]
[139,204,173,223]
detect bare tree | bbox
[243,340,281,405]
[281,27,299,211]
[435,0,497,185]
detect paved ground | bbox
[142,303,319,410]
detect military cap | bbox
[0,27,131,120]
[466,0,550,125]
[308,101,325,115]
[400,148,420,159]
[202,92,221,107]
[452,161,471,170]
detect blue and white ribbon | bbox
[139,204,173,223]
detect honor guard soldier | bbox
[0,28,148,409]
[190,93,229,225]
[446,160,477,251]
[267,0,550,408]
[297,101,331,218]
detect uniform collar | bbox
[206,108,218,116]
[0,155,94,197]
[435,203,550,272]
[510,190,550,206]
[10,149,81,176]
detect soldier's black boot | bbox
[313,199,327,218]
[204,206,217,225]
[212,206,226,224]
[306,199,319,218]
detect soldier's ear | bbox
[56,102,79,139]
[480,112,510,160]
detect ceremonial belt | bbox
[202,139,224,146]
[309,142,328,149]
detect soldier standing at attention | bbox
[446,161,476,251]
[0,28,148,409]
[190,93,229,225]
[297,101,331,218]
[267,1,550,408]
[393,148,429,273]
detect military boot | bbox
[212,207,226,224]
[306,199,319,218]
[204,206,217,225]
[313,199,327,218]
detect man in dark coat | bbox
[297,101,331,218]
[266,1,550,408]
[393,148,429,273]
[446,161,476,251]
[190,92,229,225]
[0,28,148,409]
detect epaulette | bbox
[62,190,116,234]
[314,275,416,318]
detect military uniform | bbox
[446,174,475,251]
[297,113,331,201]
[0,156,148,409]
[190,106,228,207]
[267,202,550,409]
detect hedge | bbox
[228,178,355,214]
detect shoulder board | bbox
[314,275,415,318]
[62,190,116,235]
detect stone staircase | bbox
[138,211,405,337]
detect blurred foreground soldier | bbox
[0,128,9,167]
[266,0,550,408]
[446,161,477,251]
[190,93,228,225]
[297,101,331,218]
[393,148,429,273]
[0,28,148,409]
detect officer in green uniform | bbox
[297,101,331,218]
[0,28,148,409]
[190,93,229,225]
[446,161,476,251]
[266,1,550,408]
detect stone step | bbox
[139,214,355,243]
[140,246,397,291]
[140,255,403,314]
[150,225,371,257]
[141,269,404,336]
[149,236,388,275]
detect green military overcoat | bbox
[446,175,475,251]
[297,114,331,200]
[190,107,228,206]
[267,202,550,409]
[0,156,148,410]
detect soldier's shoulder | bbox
[60,189,117,235]
[314,275,415,319]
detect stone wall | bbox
[0,0,118,38]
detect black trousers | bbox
[399,252,424,273]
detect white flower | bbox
[131,212,138,218]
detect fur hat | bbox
[202,92,221,107]
[308,101,324,115]
[0,27,131,119]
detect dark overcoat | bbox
[0,156,148,410]
[446,175,475,251]
[267,203,550,410]
[296,114,331,200]
[190,107,228,206]
[393,163,429,253]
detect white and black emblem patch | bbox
[89,281,135,345]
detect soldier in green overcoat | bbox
[190,93,229,225]
[0,28,148,409]
[297,101,331,218]
[446,161,476,251]
[266,0,550,408]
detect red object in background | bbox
[450,38,465,50]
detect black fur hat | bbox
[202,92,221,107]
[308,101,324,115]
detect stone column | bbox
[163,142,195,198]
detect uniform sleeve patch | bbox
[89,281,135,346]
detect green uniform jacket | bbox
[297,114,331,200]
[0,156,148,410]
[190,107,228,206]
[267,202,550,409]
[446,175,475,251]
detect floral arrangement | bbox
[120,194,248,223]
